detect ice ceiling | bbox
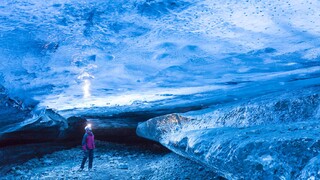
[0,0,320,120]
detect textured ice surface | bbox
[137,87,320,179]
[0,108,68,138]
[137,87,320,140]
[1,0,320,118]
[163,121,320,179]
[0,85,33,133]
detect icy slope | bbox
[162,120,320,179]
[137,87,320,179]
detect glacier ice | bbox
[162,121,320,179]
[0,0,320,178]
[137,88,320,179]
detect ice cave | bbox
[1,0,320,179]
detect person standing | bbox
[80,124,95,171]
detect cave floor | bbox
[2,140,220,180]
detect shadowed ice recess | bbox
[0,0,320,179]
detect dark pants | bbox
[81,149,94,169]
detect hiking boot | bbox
[88,168,94,171]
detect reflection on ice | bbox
[83,79,91,98]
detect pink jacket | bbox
[82,131,95,150]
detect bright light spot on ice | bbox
[78,72,94,99]
[262,155,273,162]
[83,79,91,98]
